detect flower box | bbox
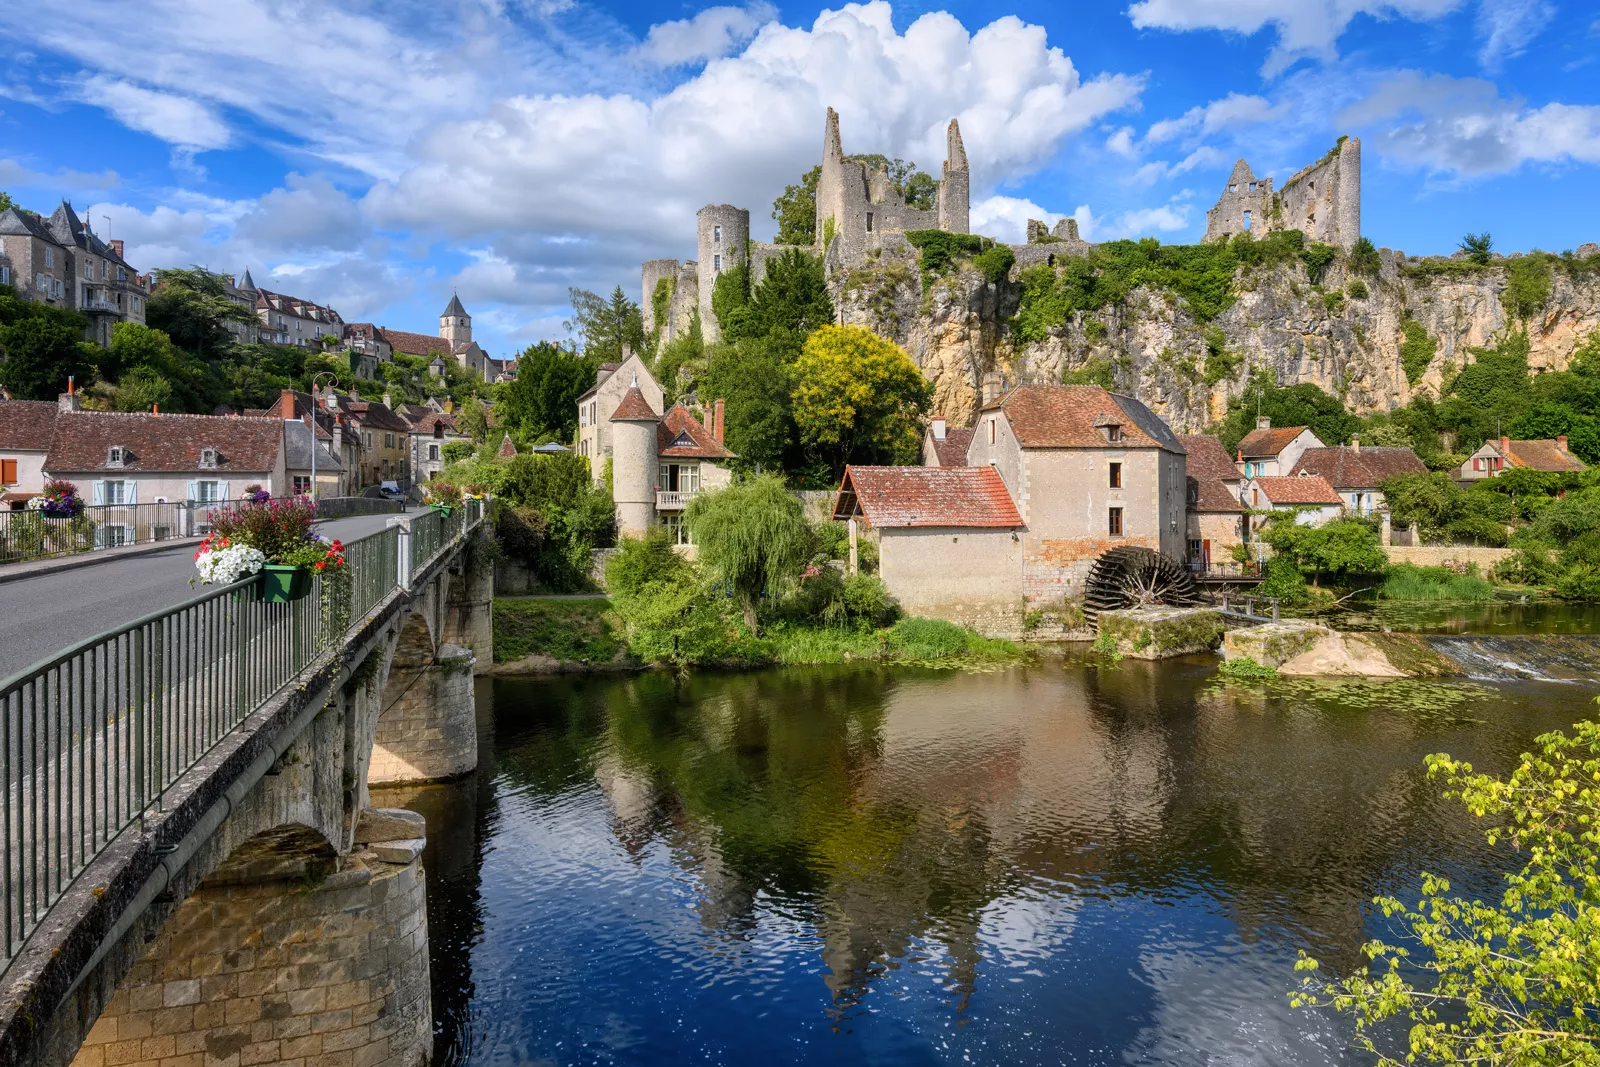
[261,564,314,602]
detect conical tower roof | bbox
[237,268,257,292]
[610,386,659,422]
[442,292,468,318]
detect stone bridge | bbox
[0,504,493,1067]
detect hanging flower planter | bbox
[261,563,314,602]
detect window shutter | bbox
[219,481,231,501]
[188,480,199,502]
[126,481,138,505]
[94,524,108,549]
[91,480,106,506]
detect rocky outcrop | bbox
[830,243,1600,433]
[1222,621,1457,677]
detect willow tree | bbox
[684,475,811,635]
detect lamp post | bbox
[309,372,340,499]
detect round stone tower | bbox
[609,382,660,539]
[440,292,471,346]
[696,204,749,344]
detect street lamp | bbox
[309,371,340,499]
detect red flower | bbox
[315,561,327,571]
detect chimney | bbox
[1350,433,1360,454]
[712,398,725,444]
[1256,416,1271,430]
[1500,435,1511,456]
[1557,434,1569,453]
[932,416,946,441]
[152,404,160,416]
[110,239,124,258]
[58,376,81,412]
[281,388,298,419]
[382,392,393,410]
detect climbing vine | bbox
[1399,317,1438,385]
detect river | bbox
[373,657,1598,1066]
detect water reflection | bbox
[1319,598,1600,634]
[410,664,1594,1066]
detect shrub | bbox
[1257,555,1309,605]
[1399,318,1437,385]
[1379,563,1497,601]
[1322,289,1345,315]
[1301,243,1336,285]
[1218,656,1277,679]
[1347,278,1369,299]
[838,573,897,627]
[1348,237,1380,276]
[496,506,547,558]
[1502,252,1554,322]
[604,530,689,596]
[973,243,1015,285]
[812,520,849,560]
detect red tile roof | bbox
[1251,474,1342,506]
[497,435,517,458]
[380,328,452,357]
[0,400,59,451]
[610,387,659,422]
[1503,439,1587,473]
[658,403,734,459]
[926,426,974,466]
[982,385,1185,452]
[1290,445,1427,487]
[1177,434,1241,483]
[44,412,284,473]
[835,466,1023,528]
[1238,425,1314,458]
[1188,476,1244,512]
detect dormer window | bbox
[107,445,127,468]
[1107,425,1122,442]
[199,447,219,469]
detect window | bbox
[118,266,127,282]
[1242,209,1252,230]
[713,254,722,272]
[1108,507,1123,536]
[1108,462,1122,489]
[713,224,722,243]
[1188,538,1202,559]
[1105,424,1122,443]
[866,212,874,232]
[364,432,372,448]
[1,459,16,483]
[107,446,126,467]
[35,273,45,292]
[84,261,94,281]
[0,265,8,285]
[106,480,130,505]
[989,418,996,445]
[199,447,218,469]
[195,480,220,503]
[1248,182,1256,192]
[45,247,53,268]
[103,525,131,548]
[384,432,395,448]
[293,475,311,494]
[429,444,439,461]
[1228,183,1237,193]
[660,513,690,545]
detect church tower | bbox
[440,292,471,345]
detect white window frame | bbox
[105,480,130,505]
[195,480,221,503]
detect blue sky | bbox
[1,0,1596,361]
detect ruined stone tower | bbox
[696,204,749,344]
[1204,137,1361,251]
[937,118,969,235]
[440,292,471,345]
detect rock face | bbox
[1223,621,1457,677]
[830,245,1600,433]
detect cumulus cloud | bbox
[74,75,231,149]
[1126,0,1464,74]
[635,3,778,66]
[1145,93,1276,144]
[971,195,1064,242]
[1475,0,1555,69]
[1105,126,1139,158]
[1340,71,1600,175]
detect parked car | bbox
[378,482,404,499]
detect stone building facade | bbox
[607,380,734,542]
[1204,137,1361,251]
[0,202,149,345]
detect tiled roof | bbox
[835,466,1023,528]
[497,435,517,458]
[344,399,411,434]
[1238,425,1312,458]
[1177,434,1241,483]
[610,387,659,422]
[1290,446,1427,488]
[926,426,974,466]
[379,328,452,357]
[0,206,63,244]
[657,403,734,459]
[256,288,342,324]
[1188,476,1244,512]
[44,412,284,473]
[1251,474,1342,506]
[0,400,59,451]
[1505,439,1587,472]
[982,385,1185,452]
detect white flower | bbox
[195,544,267,585]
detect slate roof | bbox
[0,400,60,451]
[835,466,1023,528]
[46,202,130,266]
[610,387,659,422]
[657,403,734,459]
[1500,439,1587,473]
[1238,425,1313,458]
[44,412,284,473]
[442,293,468,318]
[1290,445,1427,488]
[1178,434,1242,483]
[926,426,974,467]
[0,206,63,244]
[283,419,341,472]
[1251,475,1342,506]
[982,385,1185,453]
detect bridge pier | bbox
[368,574,478,787]
[441,533,495,677]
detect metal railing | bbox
[0,498,482,963]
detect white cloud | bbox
[0,158,120,194]
[1126,0,1464,74]
[1145,93,1276,144]
[1475,0,1555,69]
[971,195,1063,242]
[635,3,778,66]
[1125,146,1227,185]
[74,75,231,149]
[1105,126,1139,158]
[1096,192,1194,238]
[1340,71,1600,175]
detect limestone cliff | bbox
[830,241,1600,433]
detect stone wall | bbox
[371,611,477,785]
[878,526,1023,625]
[1383,545,1515,568]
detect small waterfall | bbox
[1428,634,1600,686]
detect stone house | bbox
[340,322,393,380]
[833,466,1024,622]
[405,411,468,485]
[1235,419,1325,478]
[253,287,344,348]
[283,418,343,497]
[1178,434,1245,571]
[1243,474,1344,532]
[250,390,360,496]
[0,206,69,307]
[609,387,734,542]
[339,394,412,488]
[0,397,63,506]
[1,203,149,344]
[365,296,501,380]
[576,351,663,477]
[965,385,1188,605]
[222,269,262,344]
[1290,438,1427,516]
[1457,435,1586,481]
[921,417,974,467]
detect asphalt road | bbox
[0,509,418,680]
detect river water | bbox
[374,657,1598,1066]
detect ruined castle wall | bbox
[1205,179,1273,244]
[641,259,679,338]
[1277,138,1360,251]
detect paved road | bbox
[0,509,417,680]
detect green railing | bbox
[0,500,482,964]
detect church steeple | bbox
[440,291,471,346]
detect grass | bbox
[493,598,623,664]
[765,617,1023,667]
[1379,564,1497,602]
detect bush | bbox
[1348,237,1380,276]
[496,506,547,558]
[1379,563,1497,601]
[1347,278,1369,299]
[1218,656,1277,679]
[604,530,689,596]
[813,520,849,560]
[1399,318,1437,385]
[1257,555,1309,605]
[973,243,1015,285]
[837,573,897,627]
[886,617,1014,661]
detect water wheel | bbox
[1083,546,1201,626]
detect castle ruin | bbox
[1204,137,1361,251]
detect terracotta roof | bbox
[835,466,1023,528]
[380,328,452,357]
[1291,445,1426,488]
[1504,439,1587,473]
[657,403,734,459]
[409,412,459,436]
[926,426,974,466]
[1238,425,1313,458]
[1251,475,1342,506]
[343,399,411,434]
[610,387,658,422]
[982,385,1184,453]
[497,435,517,458]
[44,412,284,473]
[0,400,60,451]
[1188,476,1244,512]
[1178,434,1241,483]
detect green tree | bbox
[792,325,931,473]
[849,155,937,210]
[742,249,833,338]
[1348,236,1381,276]
[1258,514,1386,585]
[685,474,812,634]
[566,286,645,365]
[114,366,174,412]
[1293,712,1600,1065]
[1217,372,1362,453]
[455,397,489,445]
[1459,232,1494,265]
[0,288,96,399]
[0,191,14,212]
[772,165,820,246]
[699,336,795,472]
[710,259,751,339]
[146,267,252,358]
[497,342,593,443]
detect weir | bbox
[0,502,492,1067]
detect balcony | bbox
[656,489,698,510]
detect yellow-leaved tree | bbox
[791,325,930,474]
